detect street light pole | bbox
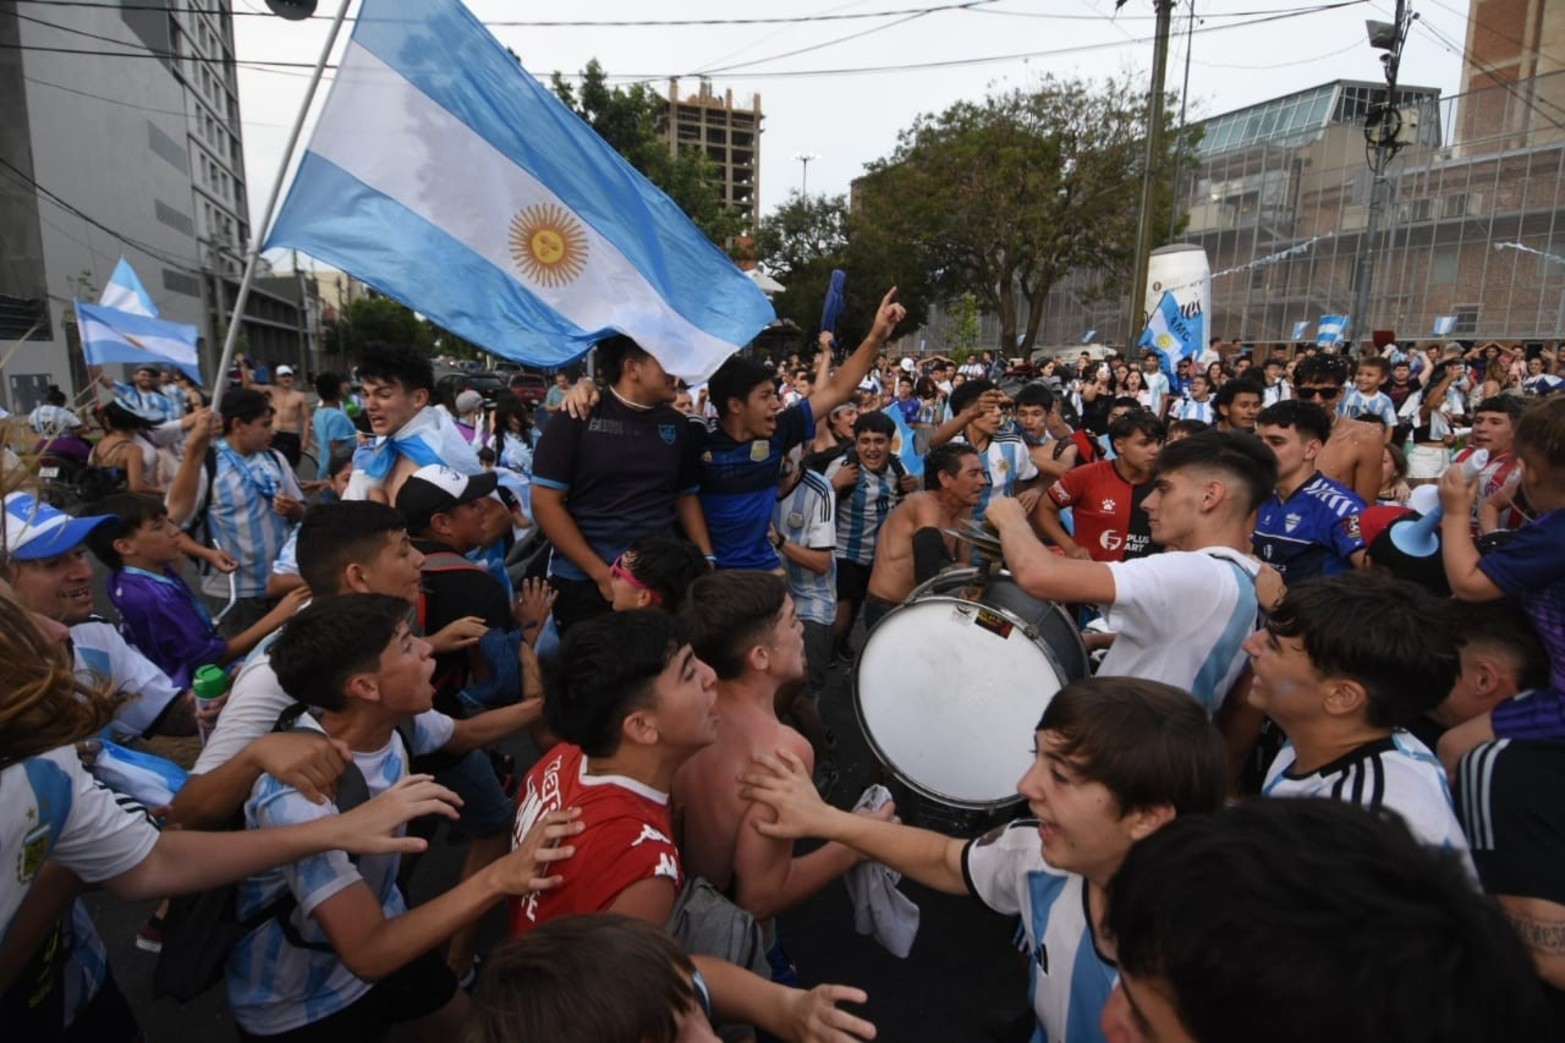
[793,152,819,198]
[1126,0,1176,348]
[1349,0,1412,353]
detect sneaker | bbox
[135,913,165,954]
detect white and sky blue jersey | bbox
[1337,388,1398,427]
[825,456,901,566]
[955,431,1039,523]
[963,819,1116,1043]
[187,439,302,599]
[70,619,183,739]
[1263,731,1475,878]
[1174,398,1215,424]
[774,470,837,626]
[227,710,453,1036]
[112,381,172,422]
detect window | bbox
[1452,305,1479,335]
[1429,246,1459,284]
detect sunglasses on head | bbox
[609,554,663,605]
[1296,386,1342,400]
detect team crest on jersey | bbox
[701,451,713,464]
[787,511,805,530]
[1100,499,1116,512]
[1284,512,1302,533]
[750,440,770,462]
[1343,514,1363,541]
[658,424,676,445]
[17,822,51,885]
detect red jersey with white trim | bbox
[1453,447,1523,532]
[1046,459,1159,562]
[506,743,683,936]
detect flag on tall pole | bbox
[1138,291,1200,382]
[75,302,202,382]
[99,258,159,317]
[263,0,773,381]
[1316,315,1349,348]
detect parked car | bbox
[507,372,549,407]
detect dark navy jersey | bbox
[698,401,815,569]
[1252,472,1366,582]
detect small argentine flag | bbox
[1291,319,1311,341]
[1433,315,1457,336]
[1137,291,1200,382]
[265,0,773,382]
[76,301,202,381]
[1316,315,1348,347]
[884,404,924,478]
[99,257,159,317]
[1082,329,1098,344]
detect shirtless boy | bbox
[1293,356,1381,504]
[673,572,891,966]
[251,363,312,467]
[862,444,986,629]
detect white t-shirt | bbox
[1263,732,1476,878]
[226,712,449,1035]
[3,748,160,1027]
[1098,547,1262,716]
[962,819,1116,1042]
[70,619,183,739]
[194,647,454,775]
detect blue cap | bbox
[2,492,113,561]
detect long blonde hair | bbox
[0,589,124,770]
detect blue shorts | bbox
[435,749,513,839]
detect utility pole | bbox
[1126,0,1176,346]
[1349,0,1413,353]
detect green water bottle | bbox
[192,664,229,745]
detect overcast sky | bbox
[233,0,1475,265]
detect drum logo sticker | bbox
[973,607,1015,639]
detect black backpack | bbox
[152,703,407,1002]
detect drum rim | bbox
[851,588,1078,812]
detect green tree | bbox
[754,190,932,350]
[550,61,746,246]
[950,292,981,363]
[856,77,1193,353]
[327,295,433,359]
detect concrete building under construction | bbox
[663,79,762,234]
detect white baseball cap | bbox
[276,365,295,376]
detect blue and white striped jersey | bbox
[774,470,837,626]
[186,439,302,599]
[1263,732,1475,877]
[954,431,1039,523]
[824,456,902,566]
[1337,388,1398,427]
[1174,397,1215,424]
[963,820,1116,1043]
[227,711,453,1036]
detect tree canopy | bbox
[550,61,746,247]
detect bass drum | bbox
[854,569,1088,819]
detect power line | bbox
[693,4,975,77]
[22,73,292,127]
[1410,17,1565,130]
[0,156,201,273]
[0,2,1374,83]
[1417,0,1563,66]
[6,0,1344,26]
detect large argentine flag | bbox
[99,257,159,317]
[76,301,202,381]
[1138,291,1200,382]
[264,0,774,382]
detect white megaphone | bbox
[1389,450,1488,557]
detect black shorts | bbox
[237,948,457,1042]
[835,559,873,603]
[550,574,612,636]
[271,430,302,468]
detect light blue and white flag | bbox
[76,301,201,382]
[1137,291,1200,382]
[1316,315,1348,348]
[1291,319,1310,341]
[884,403,924,478]
[264,0,773,382]
[1082,329,1098,344]
[99,257,159,317]
[1433,315,1457,336]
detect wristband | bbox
[704,554,717,564]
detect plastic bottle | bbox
[191,664,229,745]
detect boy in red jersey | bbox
[1034,411,1166,562]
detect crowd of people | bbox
[3,301,1565,1043]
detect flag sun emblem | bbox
[509,203,588,287]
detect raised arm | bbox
[985,496,1116,604]
[807,288,905,418]
[165,408,216,526]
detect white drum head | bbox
[856,597,1064,808]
